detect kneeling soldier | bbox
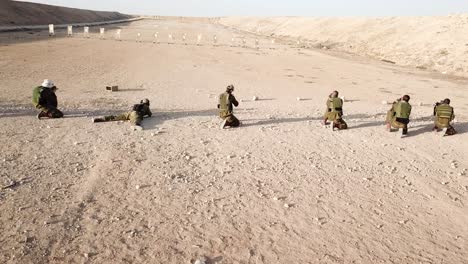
[32,79,64,119]
[388,95,411,136]
[433,98,456,136]
[218,85,240,129]
[323,90,347,131]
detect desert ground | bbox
[1,18,468,263]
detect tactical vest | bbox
[328,98,343,111]
[395,101,411,119]
[435,104,453,119]
[219,93,229,111]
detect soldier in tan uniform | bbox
[387,95,412,136]
[218,85,240,129]
[433,98,456,136]
[93,99,152,130]
[323,91,347,130]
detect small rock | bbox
[135,185,140,190]
[194,258,207,264]
[296,97,302,101]
[382,101,389,105]
[284,203,290,208]
[252,96,258,101]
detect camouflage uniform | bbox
[324,97,347,129]
[32,86,64,118]
[390,100,411,134]
[434,102,456,135]
[218,89,240,128]
[95,103,152,126]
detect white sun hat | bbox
[41,79,55,88]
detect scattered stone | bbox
[135,185,140,190]
[194,257,207,264]
[296,97,302,101]
[252,96,258,101]
[381,101,389,105]
[283,203,290,208]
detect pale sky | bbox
[20,0,468,17]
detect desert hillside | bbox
[219,16,468,77]
[0,0,133,26]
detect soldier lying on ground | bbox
[32,79,64,119]
[93,99,152,130]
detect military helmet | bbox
[141,98,150,105]
[442,98,451,104]
[330,90,339,98]
[402,95,410,102]
[226,85,234,92]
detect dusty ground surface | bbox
[1,18,468,263]
[220,15,468,78]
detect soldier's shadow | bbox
[405,121,468,137]
[142,109,217,130]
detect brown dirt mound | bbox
[0,0,133,26]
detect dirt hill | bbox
[0,0,133,26]
[220,16,468,78]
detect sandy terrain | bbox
[1,18,468,263]
[0,0,132,26]
[219,15,468,78]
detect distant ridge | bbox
[0,0,133,26]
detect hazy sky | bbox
[21,0,468,17]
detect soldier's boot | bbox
[93,117,105,123]
[399,128,408,138]
[442,127,448,137]
[220,119,227,129]
[331,121,336,131]
[37,111,48,120]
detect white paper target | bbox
[48,24,54,36]
[115,29,121,40]
[84,27,89,38]
[67,26,73,36]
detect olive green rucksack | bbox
[218,93,228,110]
[395,101,411,119]
[329,98,343,111]
[435,104,453,119]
